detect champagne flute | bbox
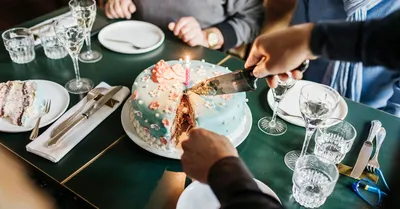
[69,0,102,63]
[284,83,340,170]
[258,74,296,136]
[54,16,94,94]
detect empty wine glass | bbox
[69,0,102,63]
[284,83,340,170]
[258,74,296,136]
[54,15,94,94]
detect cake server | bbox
[188,60,309,96]
[46,86,122,148]
[350,120,382,178]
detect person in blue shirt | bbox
[264,0,400,116]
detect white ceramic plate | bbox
[98,20,164,54]
[267,80,348,127]
[176,179,281,209]
[0,80,70,133]
[121,100,252,159]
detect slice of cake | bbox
[0,81,45,126]
[129,60,247,150]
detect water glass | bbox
[292,155,339,208]
[2,28,35,64]
[39,25,68,59]
[314,119,356,164]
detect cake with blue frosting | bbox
[129,60,247,150]
[0,81,45,126]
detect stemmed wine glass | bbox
[69,0,102,63]
[54,15,94,94]
[258,74,296,136]
[284,83,340,170]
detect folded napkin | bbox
[30,11,72,45]
[26,82,130,163]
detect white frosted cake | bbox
[0,81,45,126]
[128,60,247,150]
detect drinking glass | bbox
[54,16,93,94]
[292,155,339,208]
[314,118,356,164]
[284,84,340,170]
[69,0,102,63]
[2,28,35,64]
[258,74,296,136]
[39,25,68,59]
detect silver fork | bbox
[367,127,386,173]
[276,108,302,119]
[29,99,51,140]
[105,38,148,50]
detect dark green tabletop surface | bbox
[1,9,400,209]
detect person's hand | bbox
[105,0,136,19]
[181,128,238,183]
[245,23,317,88]
[168,17,208,47]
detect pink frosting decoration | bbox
[163,105,175,114]
[162,118,170,127]
[158,85,170,92]
[151,60,185,84]
[131,90,138,100]
[134,110,142,118]
[160,137,168,145]
[221,94,232,100]
[149,101,160,110]
[144,127,150,134]
[169,92,180,101]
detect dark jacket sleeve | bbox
[208,157,283,209]
[310,8,400,70]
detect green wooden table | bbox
[1,8,399,209]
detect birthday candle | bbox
[185,56,190,86]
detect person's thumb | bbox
[168,22,176,31]
[245,46,263,69]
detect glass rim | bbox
[2,27,32,40]
[317,118,357,140]
[69,0,96,8]
[295,154,340,183]
[300,83,340,101]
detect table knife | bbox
[188,60,309,96]
[46,86,122,148]
[350,120,382,178]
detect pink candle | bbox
[185,56,190,86]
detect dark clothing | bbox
[208,157,282,209]
[310,8,400,70]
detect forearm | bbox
[262,0,297,34]
[310,9,400,69]
[208,157,282,209]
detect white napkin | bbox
[30,11,72,45]
[26,82,130,163]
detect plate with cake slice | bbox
[0,80,69,133]
[121,60,252,159]
[176,179,281,209]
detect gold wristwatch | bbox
[207,32,219,49]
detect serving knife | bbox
[46,86,122,148]
[350,120,382,178]
[188,60,310,96]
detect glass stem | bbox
[85,31,92,54]
[71,55,82,84]
[270,100,280,125]
[300,125,315,157]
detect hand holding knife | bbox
[46,86,122,147]
[188,60,310,96]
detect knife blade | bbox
[188,60,310,96]
[350,120,382,178]
[46,86,122,147]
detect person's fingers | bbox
[173,17,192,36]
[113,0,124,18]
[245,44,264,69]
[105,3,113,18]
[252,59,270,78]
[128,2,136,14]
[120,0,132,19]
[291,70,303,80]
[181,139,192,152]
[108,2,119,19]
[266,76,278,88]
[168,22,175,31]
[181,29,198,43]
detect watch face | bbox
[208,33,218,47]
